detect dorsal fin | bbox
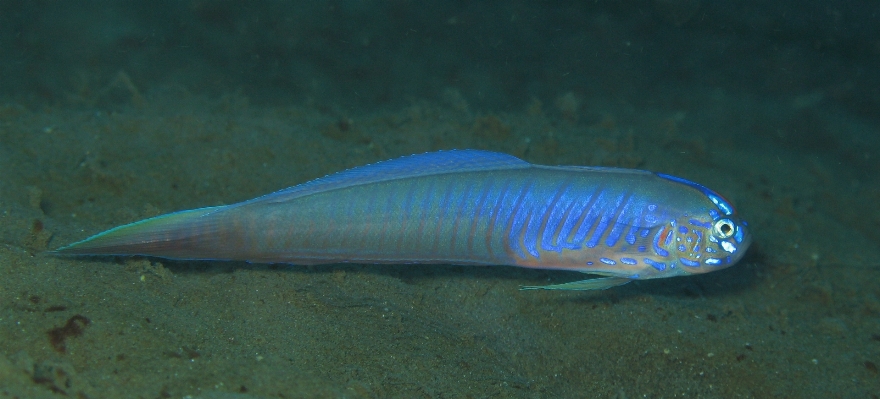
[241,150,529,205]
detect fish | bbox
[55,150,751,291]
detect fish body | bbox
[56,150,751,290]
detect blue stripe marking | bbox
[586,215,609,248]
[469,180,496,254]
[605,195,632,248]
[493,183,521,234]
[689,219,711,228]
[709,194,733,215]
[451,182,476,253]
[605,220,628,248]
[644,258,666,271]
[571,203,601,248]
[504,184,533,259]
[485,180,513,257]
[620,257,637,265]
[680,257,700,267]
[523,211,541,258]
[539,184,573,253]
[600,257,616,265]
[587,193,625,248]
[524,185,558,258]
[556,190,596,250]
[509,202,532,258]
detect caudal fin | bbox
[54,206,224,258]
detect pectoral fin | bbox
[520,277,631,291]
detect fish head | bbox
[664,214,751,276]
[652,173,752,277]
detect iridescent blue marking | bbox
[734,227,744,243]
[688,219,712,229]
[709,194,733,215]
[606,221,627,247]
[678,225,688,234]
[586,261,594,265]
[664,230,674,246]
[708,235,719,243]
[721,241,737,253]
[625,225,638,245]
[570,196,603,249]
[508,213,530,257]
[678,244,686,252]
[506,186,532,259]
[644,258,666,271]
[585,217,608,248]
[540,185,573,252]
[587,194,625,248]
[705,258,721,265]
[706,247,717,253]
[680,257,700,267]
[637,245,646,252]
[455,182,478,251]
[605,197,633,248]
[709,209,720,220]
[578,211,601,248]
[525,187,556,258]
[523,210,543,258]
[640,228,651,238]
[600,257,616,265]
[620,257,637,265]
[556,195,591,250]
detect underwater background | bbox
[1,1,878,397]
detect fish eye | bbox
[713,219,735,238]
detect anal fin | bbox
[520,277,631,291]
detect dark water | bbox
[1,1,878,398]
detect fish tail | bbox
[53,206,225,258]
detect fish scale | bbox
[55,150,751,291]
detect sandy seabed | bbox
[1,85,879,398]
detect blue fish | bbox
[55,150,751,290]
